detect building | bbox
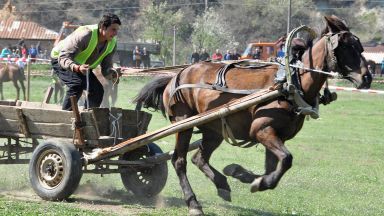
[0,18,58,54]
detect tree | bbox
[140,1,183,64]
[191,7,238,54]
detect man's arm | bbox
[58,29,91,73]
[100,46,117,79]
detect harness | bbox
[168,25,353,147]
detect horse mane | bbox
[321,15,350,35]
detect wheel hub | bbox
[38,152,65,188]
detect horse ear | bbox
[324,15,338,34]
[324,15,349,33]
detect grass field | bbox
[0,76,383,216]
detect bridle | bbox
[322,31,364,77]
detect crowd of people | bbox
[0,40,49,62]
[190,48,242,63]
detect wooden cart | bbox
[0,99,170,200]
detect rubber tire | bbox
[120,143,168,197]
[29,139,83,201]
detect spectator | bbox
[21,44,28,59]
[0,45,12,58]
[277,44,285,58]
[17,37,25,48]
[231,49,241,60]
[29,44,38,63]
[200,48,210,61]
[12,49,20,58]
[133,46,141,68]
[141,47,151,68]
[381,58,384,77]
[253,47,261,59]
[212,49,223,61]
[223,50,232,60]
[36,41,41,54]
[190,49,200,64]
[43,49,48,59]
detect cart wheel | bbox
[120,143,168,197]
[29,139,83,201]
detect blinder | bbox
[328,34,339,50]
[327,31,364,53]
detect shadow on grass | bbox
[67,184,305,216]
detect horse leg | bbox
[251,126,292,192]
[13,80,20,100]
[19,79,26,101]
[0,82,3,100]
[172,128,204,216]
[222,149,276,184]
[191,129,231,202]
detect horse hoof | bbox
[223,163,242,176]
[218,188,231,202]
[189,208,204,216]
[250,177,263,193]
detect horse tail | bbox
[133,76,173,116]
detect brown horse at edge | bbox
[0,63,26,100]
[134,16,371,215]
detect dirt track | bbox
[0,181,183,215]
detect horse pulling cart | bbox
[0,25,323,202]
[0,83,283,201]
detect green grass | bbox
[0,76,383,215]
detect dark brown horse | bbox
[135,16,371,215]
[0,63,25,100]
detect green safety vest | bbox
[51,24,116,69]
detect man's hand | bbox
[74,64,90,75]
[78,64,90,75]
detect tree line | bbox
[5,0,384,65]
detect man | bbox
[190,49,200,64]
[51,13,121,110]
[223,50,231,60]
[231,48,241,60]
[212,49,223,61]
[200,48,210,61]
[141,47,151,68]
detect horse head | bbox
[322,15,371,89]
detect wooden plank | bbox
[0,119,20,134]
[22,108,72,124]
[0,100,16,106]
[85,108,110,136]
[120,110,152,138]
[16,108,30,137]
[70,96,85,146]
[0,106,19,120]
[26,122,98,139]
[19,101,62,110]
[137,111,152,135]
[27,122,73,137]
[43,86,54,104]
